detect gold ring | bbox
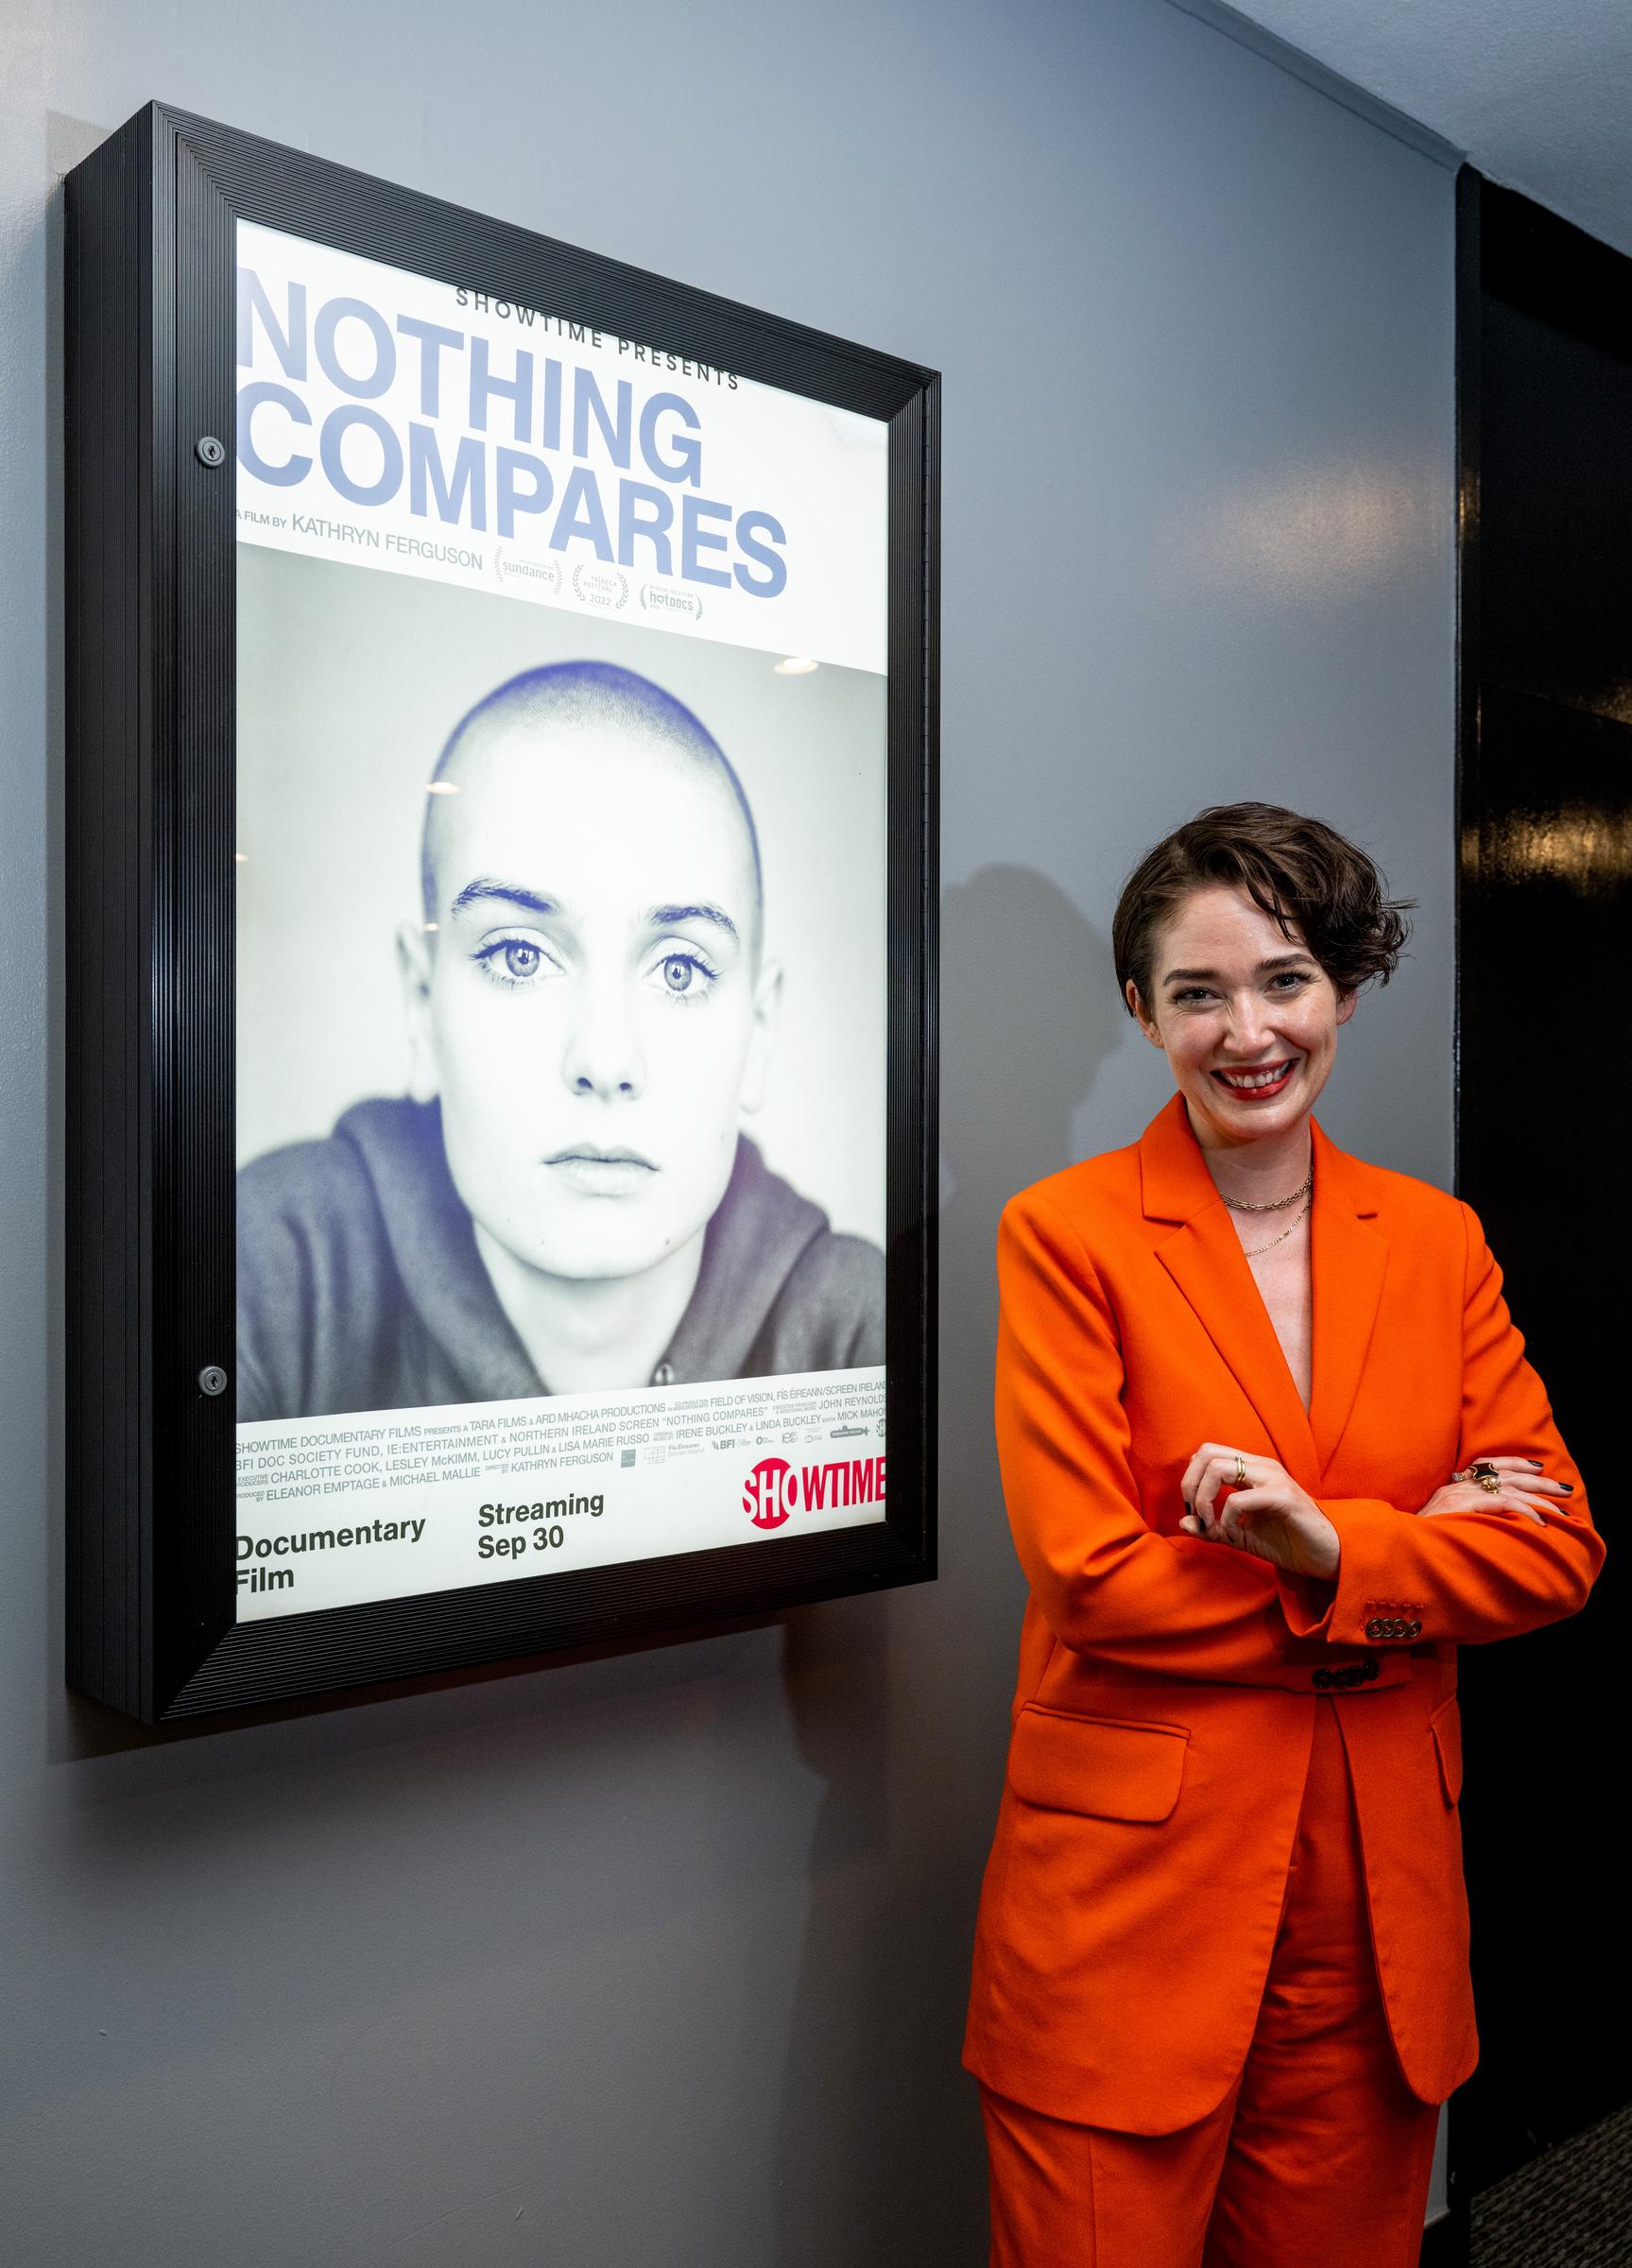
[1478,1471,1502,1496]
[1233,1453,1248,1490]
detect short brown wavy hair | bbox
[1113,801,1412,1017]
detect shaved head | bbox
[401,657,782,1291]
[421,660,763,953]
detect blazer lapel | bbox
[1142,1096,1320,1487]
[1307,1119,1390,1472]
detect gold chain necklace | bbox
[1242,1197,1311,1261]
[1219,1160,1313,1214]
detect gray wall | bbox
[0,3,1454,2260]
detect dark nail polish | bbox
[1527,1460,1544,1469]
[1559,1482,1574,1493]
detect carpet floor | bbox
[1469,2101,1632,2266]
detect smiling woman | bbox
[963,802,1604,2267]
[1110,804,1406,1415]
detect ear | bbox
[1335,986,1359,1027]
[397,920,441,1104]
[1125,977,1165,1048]
[738,956,783,1115]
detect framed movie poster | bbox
[65,105,937,1722]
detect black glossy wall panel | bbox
[1455,171,1632,2202]
[1480,303,1632,728]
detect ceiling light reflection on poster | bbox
[232,222,890,1620]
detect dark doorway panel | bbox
[1455,170,1632,2207]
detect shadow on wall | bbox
[769,866,1122,2268]
[939,863,1124,1227]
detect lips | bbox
[544,1143,658,1197]
[1211,1057,1298,1102]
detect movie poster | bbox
[232,221,889,1620]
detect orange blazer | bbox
[963,1093,1603,2136]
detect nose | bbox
[560,974,646,1100]
[1223,989,1275,1056]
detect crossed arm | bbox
[995,1192,1603,1683]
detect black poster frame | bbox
[65,102,939,1723]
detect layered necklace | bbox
[1218,1156,1313,1262]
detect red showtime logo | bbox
[744,1456,799,1530]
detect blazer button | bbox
[1366,1618,1385,1641]
[1407,1619,1422,1639]
[1313,1669,1334,1690]
[1362,1659,1380,1680]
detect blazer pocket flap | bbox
[1008,1708,1188,1822]
[1431,1697,1463,1806]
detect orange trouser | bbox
[980,1700,1442,2268]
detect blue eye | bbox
[645,946,719,1003]
[473,934,558,989]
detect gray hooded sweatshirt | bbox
[236,1098,884,1423]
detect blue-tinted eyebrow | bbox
[647,902,740,945]
[448,879,560,919]
[445,883,740,948]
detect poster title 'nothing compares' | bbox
[235,266,789,596]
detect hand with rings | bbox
[1178,1442,1341,1580]
[1417,1454,1574,1527]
